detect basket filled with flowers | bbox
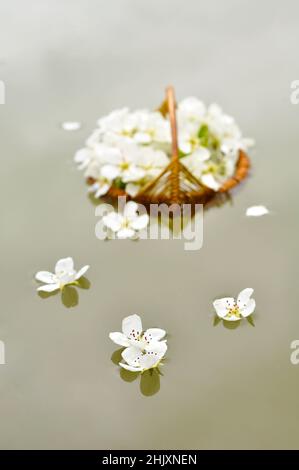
[75,86,253,206]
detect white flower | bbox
[98,108,170,145]
[102,201,149,239]
[74,148,93,170]
[200,157,235,191]
[35,257,89,292]
[75,144,118,172]
[181,148,234,191]
[181,147,210,176]
[100,143,145,183]
[109,314,167,372]
[204,104,241,142]
[97,108,133,141]
[134,146,169,179]
[221,137,255,158]
[132,111,170,144]
[88,176,113,198]
[120,341,167,372]
[246,205,269,217]
[177,97,206,125]
[178,123,203,155]
[213,288,256,322]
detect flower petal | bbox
[109,332,130,347]
[122,314,142,337]
[201,173,220,191]
[246,205,269,217]
[35,271,56,284]
[237,288,254,306]
[122,167,145,183]
[102,212,123,232]
[223,315,240,322]
[55,257,74,274]
[74,265,90,280]
[130,214,149,231]
[125,183,140,197]
[97,185,111,197]
[119,362,142,372]
[117,228,135,239]
[122,346,142,366]
[240,298,256,317]
[88,182,100,194]
[123,201,138,218]
[100,165,120,180]
[134,132,151,144]
[213,297,234,318]
[143,328,166,342]
[37,283,60,292]
[192,147,210,161]
[139,342,167,370]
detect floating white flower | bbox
[213,288,256,322]
[102,201,149,239]
[35,257,89,292]
[109,314,167,372]
[246,205,269,217]
[120,341,167,372]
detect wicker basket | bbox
[87,86,250,206]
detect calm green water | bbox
[0,0,298,450]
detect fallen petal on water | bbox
[61,121,82,131]
[246,205,269,217]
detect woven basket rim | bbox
[87,149,250,204]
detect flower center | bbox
[189,135,200,150]
[226,304,241,319]
[119,161,130,170]
[121,129,135,138]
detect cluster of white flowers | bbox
[75,97,254,196]
[74,108,170,198]
[177,98,254,190]
[109,314,167,372]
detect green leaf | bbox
[247,316,255,327]
[198,124,209,139]
[213,316,222,327]
[114,177,126,189]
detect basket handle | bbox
[166,86,180,202]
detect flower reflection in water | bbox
[38,276,91,308]
[111,348,162,397]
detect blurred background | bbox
[0,0,298,449]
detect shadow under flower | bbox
[111,348,161,396]
[213,315,255,329]
[38,276,91,308]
